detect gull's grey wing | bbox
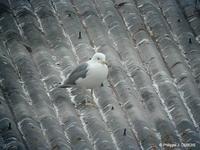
[68,62,89,84]
[59,63,89,88]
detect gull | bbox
[59,52,109,105]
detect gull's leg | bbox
[84,89,96,107]
[91,89,94,100]
[90,89,96,105]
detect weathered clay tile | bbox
[0,0,200,149]
[0,88,26,150]
[0,41,50,149]
[158,0,200,89]
[95,0,182,147]
[176,0,200,36]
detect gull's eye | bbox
[97,57,100,60]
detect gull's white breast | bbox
[76,62,108,89]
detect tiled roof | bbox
[0,0,200,149]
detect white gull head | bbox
[90,53,108,65]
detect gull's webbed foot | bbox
[84,99,97,107]
[83,89,97,107]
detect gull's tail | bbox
[57,78,74,88]
[57,84,71,88]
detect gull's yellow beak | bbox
[101,61,108,65]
